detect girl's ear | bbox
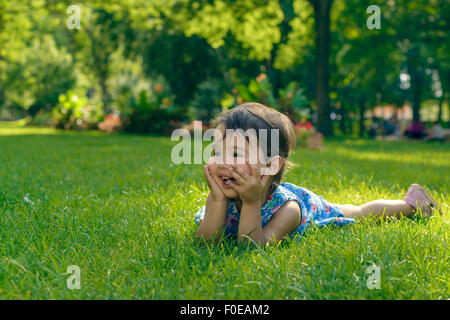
[260,156,283,176]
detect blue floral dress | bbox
[194,182,355,240]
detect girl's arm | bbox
[196,193,228,243]
[227,162,301,246]
[261,201,301,245]
[237,202,263,244]
[238,200,301,246]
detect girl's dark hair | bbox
[214,102,296,194]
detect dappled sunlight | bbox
[0,127,59,136]
[331,145,450,168]
[0,126,109,137]
[287,140,449,201]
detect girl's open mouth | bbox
[220,176,237,189]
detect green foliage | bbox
[124,83,184,134]
[52,90,103,130]
[277,81,309,120]
[331,0,449,124]
[274,0,314,70]
[185,0,284,60]
[236,76,276,107]
[0,0,448,134]
[2,35,76,114]
[188,79,226,122]
[141,31,222,105]
[235,76,309,120]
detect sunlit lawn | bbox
[0,126,448,299]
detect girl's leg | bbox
[337,200,415,219]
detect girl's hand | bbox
[204,165,227,202]
[227,159,269,205]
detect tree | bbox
[0,1,76,117]
[307,0,334,136]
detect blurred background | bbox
[0,0,448,141]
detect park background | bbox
[0,0,449,299]
[0,0,449,134]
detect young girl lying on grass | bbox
[194,102,442,246]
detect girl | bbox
[194,103,442,246]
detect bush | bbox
[277,82,309,121]
[123,85,185,135]
[188,79,225,123]
[52,90,103,130]
[294,120,323,150]
[98,114,122,133]
[235,74,276,107]
[28,111,53,127]
[234,76,310,121]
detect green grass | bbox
[0,126,448,299]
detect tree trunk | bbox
[438,98,442,123]
[411,71,422,122]
[309,0,333,136]
[448,102,450,128]
[407,46,423,123]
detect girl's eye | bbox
[233,153,241,158]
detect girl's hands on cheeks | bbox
[204,165,227,202]
[227,159,269,205]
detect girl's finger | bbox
[204,165,213,186]
[227,176,242,193]
[204,165,212,179]
[246,159,259,177]
[204,165,209,179]
[228,167,245,184]
[232,165,250,180]
[205,165,220,188]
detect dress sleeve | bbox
[194,205,206,225]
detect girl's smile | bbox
[219,175,237,189]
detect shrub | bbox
[188,79,225,123]
[235,74,277,107]
[52,90,103,130]
[294,120,323,150]
[28,111,53,127]
[277,82,309,121]
[123,85,185,135]
[234,76,310,121]
[98,114,122,133]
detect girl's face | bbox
[207,123,266,199]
